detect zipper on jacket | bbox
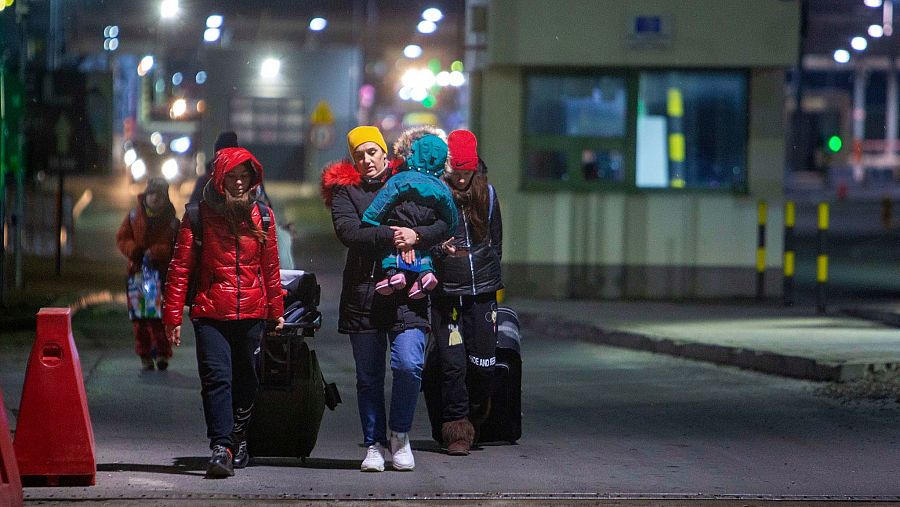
[462,212,477,295]
[235,235,241,319]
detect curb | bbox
[519,313,871,382]
[842,307,900,329]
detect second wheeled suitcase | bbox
[422,305,523,445]
[476,305,522,444]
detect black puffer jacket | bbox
[323,160,450,334]
[437,185,502,296]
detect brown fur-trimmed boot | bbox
[442,419,475,456]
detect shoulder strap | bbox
[186,202,202,248]
[488,184,495,221]
[128,208,137,226]
[256,201,272,232]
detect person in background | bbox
[164,147,285,478]
[116,176,179,370]
[320,125,450,472]
[430,129,503,456]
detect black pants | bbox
[192,318,264,450]
[431,292,497,424]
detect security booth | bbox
[469,0,800,299]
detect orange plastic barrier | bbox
[0,389,23,506]
[14,308,95,486]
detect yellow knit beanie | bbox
[347,126,388,156]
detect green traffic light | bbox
[827,135,842,153]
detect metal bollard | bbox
[756,201,767,301]
[816,202,829,314]
[783,201,795,306]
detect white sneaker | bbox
[360,443,385,472]
[390,431,415,471]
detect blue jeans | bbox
[349,328,426,446]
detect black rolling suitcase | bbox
[477,305,522,444]
[422,304,522,445]
[247,270,340,459]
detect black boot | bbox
[206,445,234,478]
[231,404,253,469]
[232,438,249,469]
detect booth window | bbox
[636,71,747,190]
[523,70,748,192]
[524,74,628,185]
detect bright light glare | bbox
[171,98,188,118]
[865,0,883,7]
[869,24,884,37]
[108,39,119,51]
[449,71,466,87]
[398,87,413,100]
[422,8,443,22]
[204,28,221,42]
[417,20,437,34]
[403,44,423,59]
[309,17,327,31]
[410,87,428,102]
[150,132,163,146]
[160,0,179,19]
[124,148,137,167]
[195,71,208,84]
[851,37,868,51]
[131,159,147,180]
[206,15,223,28]
[833,49,851,63]
[138,55,154,76]
[170,136,191,153]
[260,58,281,79]
[161,158,180,181]
[436,71,451,87]
[108,26,119,38]
[172,72,183,85]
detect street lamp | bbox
[160,0,179,19]
[260,58,281,79]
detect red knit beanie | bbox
[448,129,478,172]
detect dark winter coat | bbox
[436,185,503,296]
[163,148,283,325]
[321,160,450,334]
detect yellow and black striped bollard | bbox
[816,202,829,314]
[667,88,686,188]
[756,201,767,301]
[783,201,795,306]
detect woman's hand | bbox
[441,238,457,255]
[401,249,416,264]
[165,324,182,347]
[390,226,417,249]
[275,316,285,331]
[441,238,468,257]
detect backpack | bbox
[184,200,272,305]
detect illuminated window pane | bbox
[636,71,747,189]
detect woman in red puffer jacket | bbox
[164,147,284,479]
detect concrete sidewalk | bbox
[513,299,900,382]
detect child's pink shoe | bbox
[389,272,407,290]
[408,272,438,299]
[375,277,395,295]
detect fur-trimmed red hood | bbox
[320,160,359,208]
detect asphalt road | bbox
[4,282,897,502]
